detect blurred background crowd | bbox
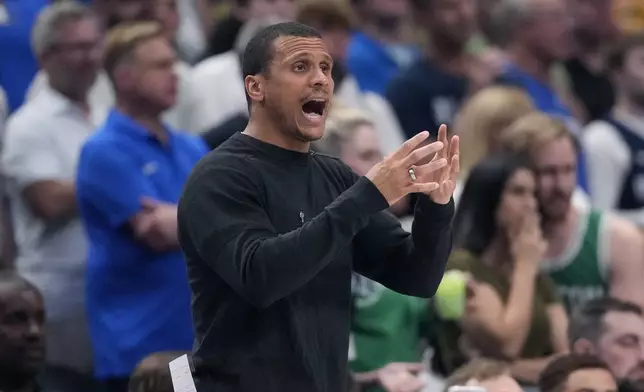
[1,0,644,391]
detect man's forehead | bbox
[273,36,330,60]
[534,138,575,163]
[0,285,41,308]
[604,311,644,333]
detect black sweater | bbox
[177,132,454,392]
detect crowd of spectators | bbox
[1,0,644,391]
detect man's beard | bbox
[629,90,644,111]
[618,378,644,392]
[539,192,572,223]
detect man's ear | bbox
[113,63,136,92]
[245,74,265,104]
[572,338,597,355]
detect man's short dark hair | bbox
[568,297,643,345]
[539,354,613,392]
[241,21,322,79]
[606,33,644,72]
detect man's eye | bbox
[294,63,307,71]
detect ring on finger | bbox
[408,167,417,181]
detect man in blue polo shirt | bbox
[75,22,207,392]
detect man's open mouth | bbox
[301,99,327,119]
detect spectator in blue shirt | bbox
[346,0,418,94]
[76,22,207,392]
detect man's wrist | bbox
[415,194,455,223]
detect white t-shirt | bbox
[0,87,7,145]
[1,84,96,371]
[583,109,644,226]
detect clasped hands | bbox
[366,124,459,205]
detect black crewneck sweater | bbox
[177,132,454,392]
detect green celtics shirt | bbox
[542,209,609,314]
[350,274,429,375]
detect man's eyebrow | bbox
[284,52,333,64]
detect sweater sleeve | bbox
[177,160,390,309]
[352,193,455,298]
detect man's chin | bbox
[541,207,569,223]
[296,128,325,142]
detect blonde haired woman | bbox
[452,86,535,203]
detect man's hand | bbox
[377,362,426,392]
[133,197,178,251]
[366,131,448,206]
[425,125,459,204]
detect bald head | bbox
[0,272,39,300]
[0,272,45,378]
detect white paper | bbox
[169,354,197,392]
[348,333,356,361]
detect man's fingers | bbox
[449,154,460,181]
[413,158,448,180]
[437,124,449,159]
[408,182,439,194]
[392,131,430,160]
[401,141,444,168]
[448,135,459,160]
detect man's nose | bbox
[310,66,328,87]
[25,319,43,340]
[638,342,644,360]
[525,196,537,212]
